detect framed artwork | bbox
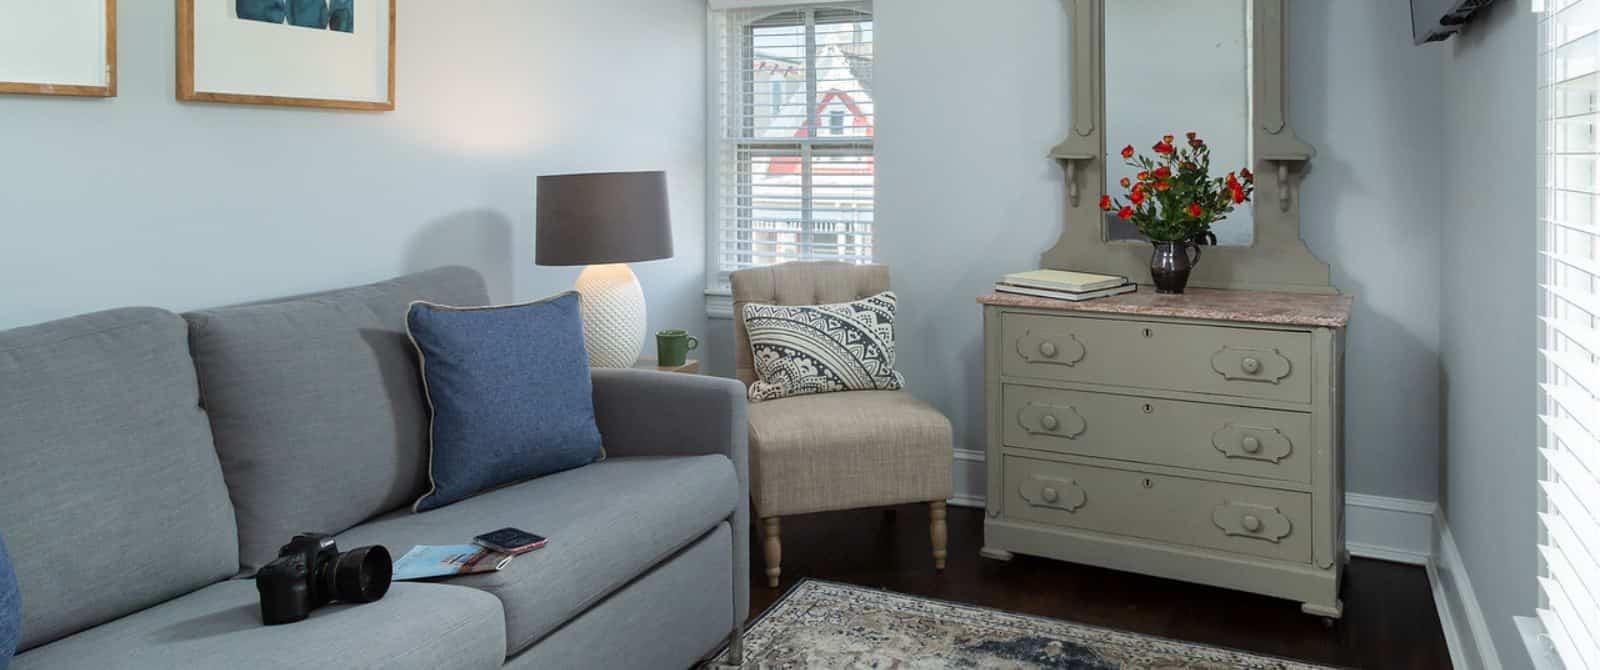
[0,0,117,97]
[177,0,395,111]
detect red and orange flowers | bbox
[1099,131,1255,243]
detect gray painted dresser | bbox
[978,288,1353,617]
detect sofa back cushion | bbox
[185,267,490,570]
[0,308,238,651]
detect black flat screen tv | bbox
[1412,0,1499,44]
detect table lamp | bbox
[536,171,674,368]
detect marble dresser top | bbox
[978,288,1354,328]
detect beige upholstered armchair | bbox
[731,261,954,588]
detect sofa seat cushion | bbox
[748,390,954,517]
[335,455,738,656]
[184,267,491,570]
[0,307,239,651]
[10,580,504,670]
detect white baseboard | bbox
[1344,493,1436,565]
[1430,513,1503,670]
[948,449,987,509]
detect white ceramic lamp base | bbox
[574,263,647,368]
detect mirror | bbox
[1103,0,1254,246]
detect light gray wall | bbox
[1438,1,1540,667]
[713,0,1444,503]
[1290,0,1448,501]
[0,0,710,364]
[870,0,1073,475]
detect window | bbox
[709,2,875,290]
[1538,1,1600,667]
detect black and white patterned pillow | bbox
[742,291,906,402]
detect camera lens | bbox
[332,545,392,603]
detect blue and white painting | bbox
[237,0,353,33]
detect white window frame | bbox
[705,0,875,317]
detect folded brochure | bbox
[393,544,515,581]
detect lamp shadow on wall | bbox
[403,210,516,304]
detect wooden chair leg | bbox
[762,517,782,588]
[930,501,948,571]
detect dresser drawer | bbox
[1002,385,1312,483]
[1000,312,1313,403]
[1002,455,1312,563]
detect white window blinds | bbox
[710,2,874,283]
[1540,2,1600,668]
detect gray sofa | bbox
[0,267,749,669]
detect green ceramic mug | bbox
[656,329,699,367]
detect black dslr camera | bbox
[255,533,392,625]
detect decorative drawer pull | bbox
[1016,331,1086,367]
[1241,436,1262,454]
[1018,403,1086,439]
[1210,346,1292,385]
[1019,476,1086,512]
[1213,502,1292,543]
[1211,424,1293,463]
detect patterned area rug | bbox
[708,580,1338,669]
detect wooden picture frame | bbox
[176,0,395,111]
[0,0,117,97]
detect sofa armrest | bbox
[589,368,749,622]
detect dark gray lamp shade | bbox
[536,171,673,266]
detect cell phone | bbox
[474,528,547,555]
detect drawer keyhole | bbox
[1142,478,1154,489]
[1142,403,1154,414]
[1142,327,1154,338]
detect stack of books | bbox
[995,269,1137,302]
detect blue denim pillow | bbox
[0,531,18,667]
[408,292,603,513]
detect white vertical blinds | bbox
[710,2,874,282]
[1540,2,1600,668]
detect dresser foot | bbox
[979,547,1014,562]
[1301,600,1343,619]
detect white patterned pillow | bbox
[742,291,906,402]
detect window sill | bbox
[1516,616,1563,670]
[706,290,734,319]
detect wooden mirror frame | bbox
[1042,0,1334,294]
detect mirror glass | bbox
[1104,1,1254,246]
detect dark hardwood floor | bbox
[747,504,1452,670]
